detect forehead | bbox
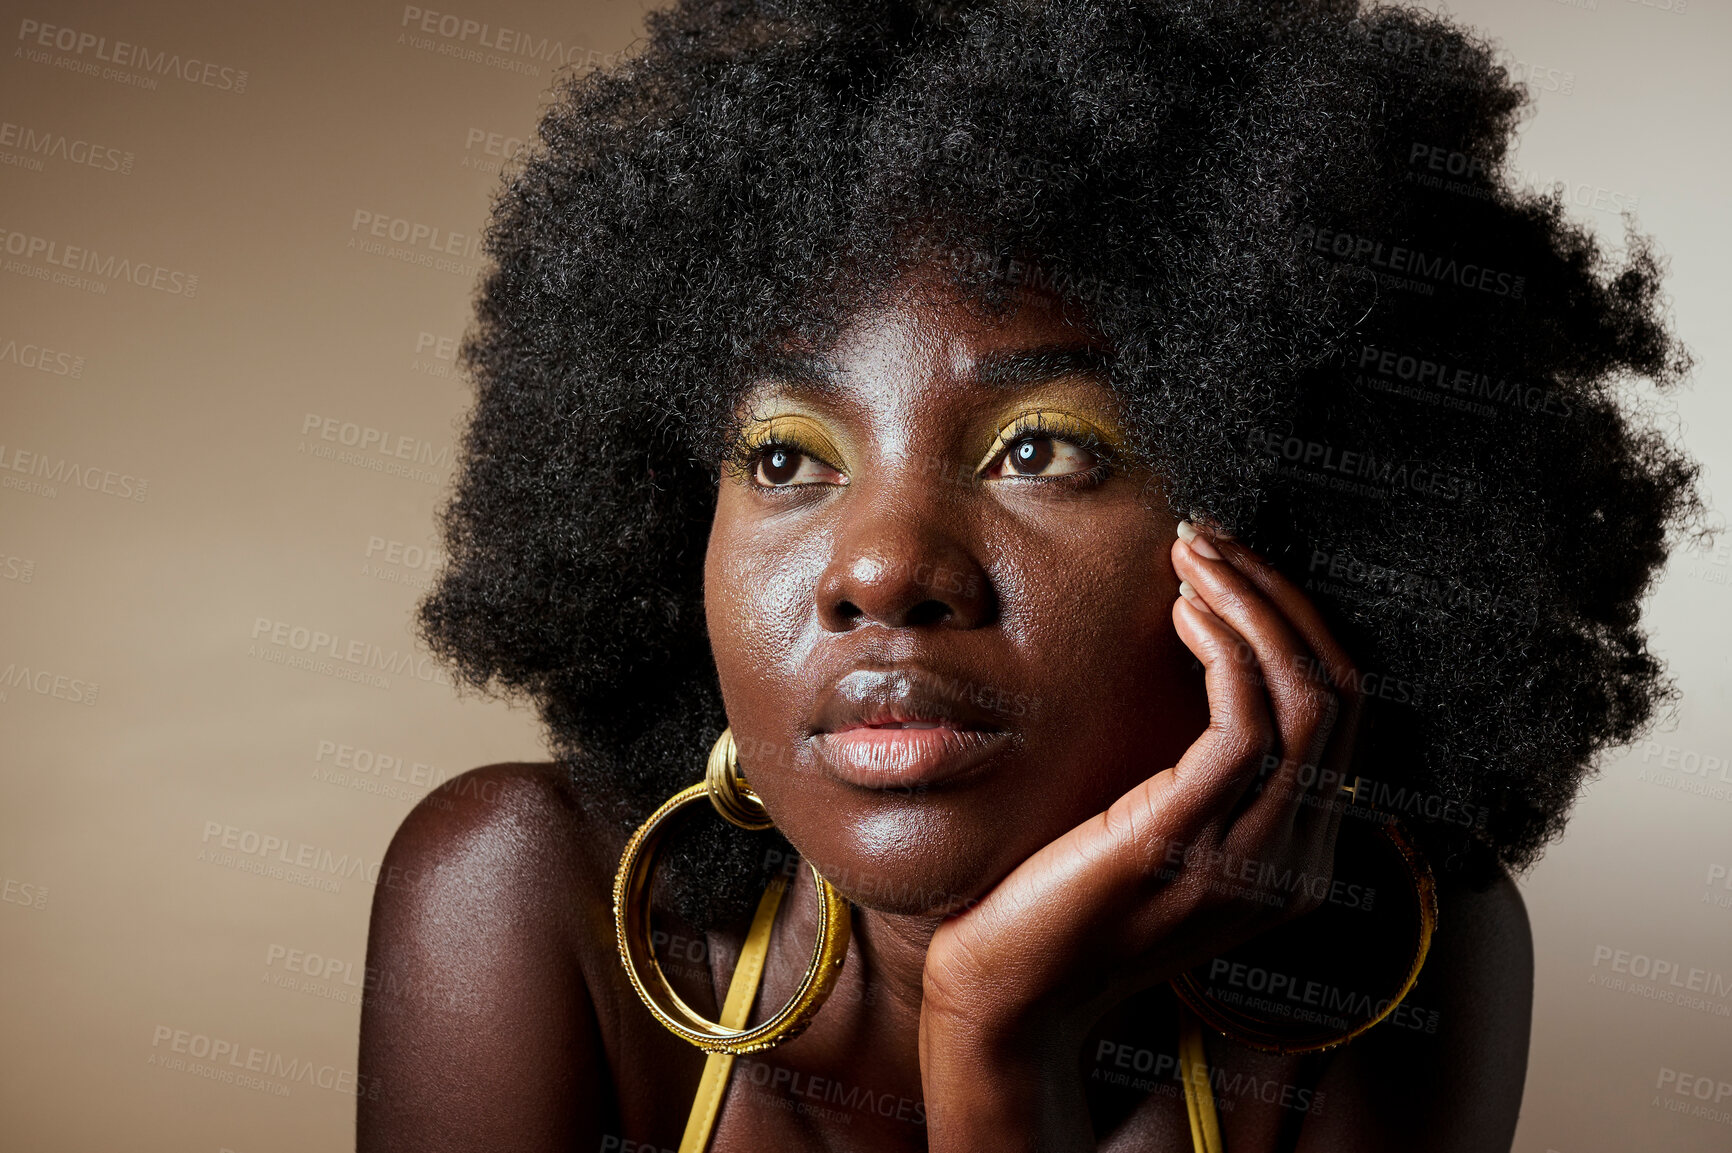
[745,270,1112,410]
[837,275,1101,377]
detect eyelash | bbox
[734,434,843,490]
[728,418,1118,490]
[983,414,1117,489]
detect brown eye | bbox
[749,444,847,488]
[758,447,803,485]
[989,434,1096,480]
[1006,436,1056,475]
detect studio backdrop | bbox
[1,1,1728,1150]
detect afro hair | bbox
[418,0,1703,927]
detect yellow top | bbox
[677,880,1224,1153]
[676,874,789,1153]
[1180,1003,1226,1153]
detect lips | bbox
[811,667,1014,788]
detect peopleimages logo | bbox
[0,335,85,378]
[1353,343,1573,420]
[200,821,386,888]
[0,442,148,502]
[0,661,99,705]
[1246,427,1481,503]
[249,617,454,688]
[0,120,134,174]
[397,6,625,70]
[148,1025,377,1098]
[1591,945,1732,997]
[16,18,249,92]
[1297,223,1526,300]
[0,226,198,296]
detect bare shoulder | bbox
[357,762,620,1153]
[372,761,617,900]
[1435,868,1533,968]
[1299,867,1535,1153]
[364,761,627,969]
[1411,869,1534,1058]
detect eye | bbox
[977,409,1117,483]
[733,413,849,490]
[751,444,847,488]
[990,434,1099,479]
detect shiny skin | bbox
[358,267,1534,1152]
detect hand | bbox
[917,523,1365,1149]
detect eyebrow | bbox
[967,344,1112,388]
[753,349,846,391]
[750,342,1111,394]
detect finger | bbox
[1182,524,1360,856]
[1171,539,1349,864]
[1158,594,1277,831]
[1182,522,1361,702]
[1171,537,1340,796]
[1043,599,1279,920]
[1191,527,1368,823]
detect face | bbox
[704,264,1209,916]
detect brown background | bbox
[1,1,1727,1150]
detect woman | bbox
[358,1,1700,1149]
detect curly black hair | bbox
[418,0,1703,928]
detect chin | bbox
[772,782,1069,918]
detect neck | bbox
[777,861,945,1066]
[853,902,945,1022]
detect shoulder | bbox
[1435,867,1533,992]
[1413,867,1534,1047]
[374,761,612,895]
[1441,864,1531,937]
[361,760,633,1012]
[357,762,621,1151]
[1299,867,1533,1153]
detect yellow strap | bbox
[677,874,789,1153]
[1179,1004,1225,1153]
[681,883,1222,1153]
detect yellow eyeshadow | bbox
[738,412,846,469]
[975,407,1127,474]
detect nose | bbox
[816,486,994,632]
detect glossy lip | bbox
[811,667,1014,789]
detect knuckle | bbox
[1102,793,1190,880]
[1191,627,1235,665]
[1212,588,1260,626]
[1312,689,1342,736]
[1100,795,1158,857]
[1204,632,1256,677]
[1282,675,1336,722]
[1212,720,1275,769]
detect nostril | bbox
[904,599,952,628]
[816,545,993,632]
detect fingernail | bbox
[1176,521,1222,560]
[1177,580,1213,614]
[1188,512,1237,542]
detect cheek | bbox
[990,512,1198,767]
[709,540,814,663]
[995,507,1173,659]
[704,494,824,738]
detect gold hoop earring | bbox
[704,728,774,830]
[612,728,852,1054]
[1169,804,1437,1054]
